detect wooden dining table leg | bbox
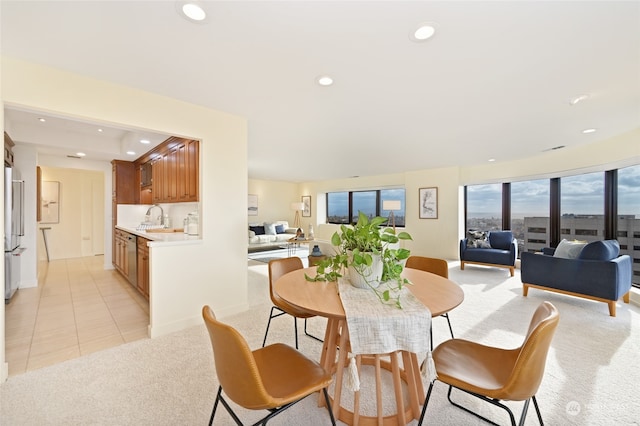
[331,319,350,418]
[318,317,340,407]
[402,351,424,420]
[390,351,407,425]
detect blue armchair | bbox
[521,239,632,316]
[460,231,517,276]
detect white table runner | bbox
[338,279,435,390]
[339,280,431,355]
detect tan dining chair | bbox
[262,257,322,349]
[202,306,336,425]
[405,256,454,348]
[418,301,560,426]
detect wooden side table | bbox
[308,254,328,266]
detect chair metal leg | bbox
[532,395,544,425]
[443,313,454,339]
[322,387,337,425]
[303,318,324,343]
[443,385,543,426]
[293,316,299,349]
[214,386,331,426]
[417,381,435,425]
[262,306,287,348]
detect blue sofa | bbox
[459,231,517,276]
[521,239,632,316]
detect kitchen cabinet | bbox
[137,237,150,299]
[142,137,199,204]
[112,161,137,268]
[114,228,137,288]
[114,229,129,276]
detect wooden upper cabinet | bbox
[111,160,136,204]
[185,138,199,202]
[137,137,199,204]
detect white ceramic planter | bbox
[347,252,383,289]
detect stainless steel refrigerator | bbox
[5,166,25,302]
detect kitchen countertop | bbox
[116,225,201,245]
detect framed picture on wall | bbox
[419,187,438,219]
[301,195,311,217]
[248,194,258,216]
[41,181,60,224]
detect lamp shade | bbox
[291,202,305,211]
[382,200,402,211]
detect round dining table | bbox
[274,266,464,426]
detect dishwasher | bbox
[126,233,138,287]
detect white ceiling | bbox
[2,1,639,182]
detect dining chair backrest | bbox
[202,305,275,410]
[268,257,303,306]
[406,256,449,279]
[499,301,560,400]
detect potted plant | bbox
[305,211,413,308]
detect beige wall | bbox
[248,179,300,226]
[1,57,248,382]
[36,167,105,260]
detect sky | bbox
[467,165,640,218]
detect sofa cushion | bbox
[553,239,587,259]
[275,224,286,234]
[264,222,277,235]
[249,225,265,235]
[488,231,513,250]
[578,240,620,261]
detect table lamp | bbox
[291,202,305,229]
[382,200,401,231]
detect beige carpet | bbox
[1,261,639,425]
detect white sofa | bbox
[248,221,298,252]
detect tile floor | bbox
[4,256,149,377]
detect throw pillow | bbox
[578,240,620,261]
[467,230,489,248]
[249,225,265,235]
[275,224,286,234]
[553,239,587,259]
[264,222,277,235]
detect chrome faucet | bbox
[145,204,164,226]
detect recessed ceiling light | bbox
[569,94,590,105]
[38,118,46,122]
[126,151,136,156]
[177,1,206,22]
[140,139,150,144]
[582,128,597,134]
[97,128,103,132]
[410,23,436,42]
[488,158,496,162]
[317,75,334,86]
[76,152,86,157]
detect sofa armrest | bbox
[542,247,555,256]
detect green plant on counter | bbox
[305,211,413,308]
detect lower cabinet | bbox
[137,237,150,300]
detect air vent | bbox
[543,145,566,152]
[66,155,83,159]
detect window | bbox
[326,189,406,227]
[327,192,349,224]
[512,179,550,255]
[464,165,640,287]
[380,189,406,227]
[617,164,640,286]
[560,172,604,242]
[466,184,502,231]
